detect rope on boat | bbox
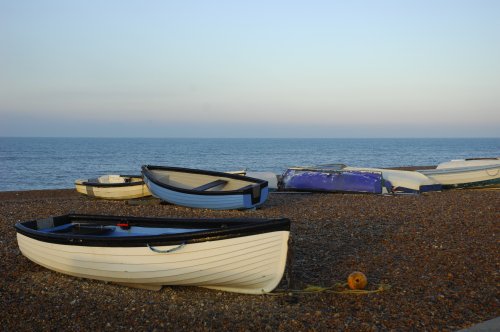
[147,242,186,253]
[486,168,499,176]
[270,282,390,296]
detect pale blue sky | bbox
[0,0,499,137]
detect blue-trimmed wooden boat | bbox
[141,165,269,210]
[15,214,290,294]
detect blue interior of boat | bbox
[41,223,209,237]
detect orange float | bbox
[347,271,368,290]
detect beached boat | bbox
[283,164,441,194]
[141,165,269,210]
[15,214,290,294]
[282,165,385,194]
[436,158,500,169]
[75,175,151,200]
[343,166,442,193]
[417,163,500,189]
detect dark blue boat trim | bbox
[15,214,290,247]
[420,184,443,192]
[442,178,500,189]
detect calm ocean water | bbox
[0,137,499,191]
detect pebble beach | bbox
[0,188,498,331]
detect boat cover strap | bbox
[192,179,228,191]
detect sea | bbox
[0,137,499,191]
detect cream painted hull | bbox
[75,181,151,200]
[437,159,500,169]
[418,165,500,188]
[17,231,289,294]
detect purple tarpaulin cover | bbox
[282,168,384,194]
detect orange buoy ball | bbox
[347,271,368,290]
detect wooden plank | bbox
[192,179,228,191]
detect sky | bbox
[0,0,499,138]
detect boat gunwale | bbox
[14,214,290,248]
[141,165,268,196]
[417,164,500,175]
[76,175,145,188]
[464,157,499,161]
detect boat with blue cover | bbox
[282,165,386,194]
[283,164,442,194]
[15,214,290,294]
[141,165,269,210]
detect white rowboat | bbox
[418,164,500,189]
[75,175,151,200]
[15,214,290,294]
[436,158,500,169]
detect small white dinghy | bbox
[75,175,151,200]
[418,160,500,189]
[15,214,290,294]
[436,158,500,169]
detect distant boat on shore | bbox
[141,165,269,210]
[282,164,442,194]
[75,175,151,200]
[417,162,500,189]
[14,214,290,294]
[343,166,442,193]
[435,157,500,169]
[282,165,385,194]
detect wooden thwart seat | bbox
[192,179,228,191]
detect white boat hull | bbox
[75,181,151,200]
[418,165,500,188]
[17,230,289,294]
[75,175,151,200]
[436,158,500,169]
[344,166,440,192]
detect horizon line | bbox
[1,136,499,139]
